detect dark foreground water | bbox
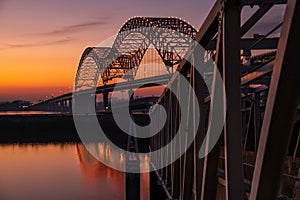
[0,143,149,200]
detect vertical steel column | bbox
[166,93,172,188]
[242,101,248,143]
[172,79,181,199]
[192,47,206,200]
[250,0,300,199]
[162,92,169,182]
[169,88,176,195]
[244,101,255,151]
[222,0,244,199]
[126,112,140,200]
[183,64,195,200]
[253,93,261,151]
[182,141,194,200]
[150,102,165,200]
[201,9,223,200]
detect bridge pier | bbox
[67,99,72,113]
[103,90,109,110]
[125,110,140,200]
[72,93,96,114]
[62,100,69,112]
[56,102,60,112]
[50,102,57,112]
[62,101,66,112]
[58,101,63,112]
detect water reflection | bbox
[75,144,124,185]
[75,143,149,200]
[0,143,149,200]
[81,143,150,172]
[0,111,61,115]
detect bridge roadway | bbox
[31,74,171,111]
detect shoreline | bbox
[0,113,150,152]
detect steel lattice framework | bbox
[75,17,197,91]
[30,1,300,199]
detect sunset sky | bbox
[0,0,285,102]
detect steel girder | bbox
[75,17,197,91]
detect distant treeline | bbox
[0,100,31,111]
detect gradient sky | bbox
[0,0,285,102]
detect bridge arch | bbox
[75,17,197,91]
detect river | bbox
[0,143,149,200]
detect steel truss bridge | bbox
[31,0,300,199]
[148,0,300,199]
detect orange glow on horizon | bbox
[0,46,165,102]
[0,46,81,85]
[0,43,86,101]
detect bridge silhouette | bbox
[29,0,300,199]
[31,74,170,112]
[31,17,198,112]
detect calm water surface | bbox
[0,111,61,115]
[0,143,149,200]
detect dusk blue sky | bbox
[0,0,285,101]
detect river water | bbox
[0,143,149,200]
[0,111,61,115]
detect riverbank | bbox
[0,113,150,152]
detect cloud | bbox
[0,17,109,51]
[0,37,74,50]
[38,19,108,36]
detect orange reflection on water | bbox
[75,143,150,200]
[0,143,149,200]
[75,143,122,185]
